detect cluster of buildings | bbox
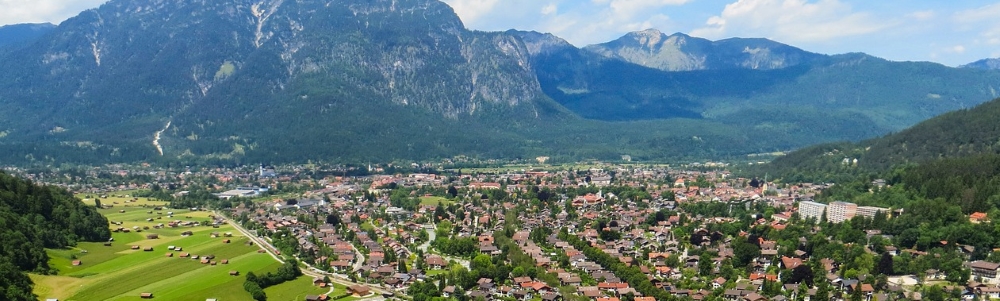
[798,200,895,223]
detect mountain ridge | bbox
[0,23,55,50]
[962,58,1000,70]
[1,1,1000,165]
[581,28,825,71]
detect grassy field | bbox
[31,194,321,301]
[265,275,329,300]
[419,196,452,206]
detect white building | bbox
[798,201,827,222]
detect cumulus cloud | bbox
[692,0,892,43]
[0,0,107,25]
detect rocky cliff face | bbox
[0,0,547,160]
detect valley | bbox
[2,1,1000,301]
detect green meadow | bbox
[418,195,453,206]
[31,191,326,301]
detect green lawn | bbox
[264,275,330,300]
[419,196,452,206]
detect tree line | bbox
[0,171,111,301]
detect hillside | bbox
[0,172,110,301]
[756,97,1000,182]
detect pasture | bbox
[264,275,333,300]
[31,192,302,301]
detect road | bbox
[417,224,434,252]
[352,242,366,271]
[215,211,391,298]
[420,225,470,269]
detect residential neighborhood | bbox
[11,162,997,301]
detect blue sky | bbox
[2,0,998,66]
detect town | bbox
[8,161,996,301]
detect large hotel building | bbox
[797,200,889,223]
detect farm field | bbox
[30,192,316,301]
[264,275,347,301]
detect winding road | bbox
[420,224,470,269]
[215,211,390,300]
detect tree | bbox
[876,253,894,276]
[325,213,341,227]
[698,257,713,276]
[733,238,761,267]
[0,257,36,301]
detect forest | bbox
[757,97,1000,183]
[0,172,111,301]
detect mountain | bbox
[0,23,55,49]
[0,0,572,164]
[962,58,1000,70]
[756,97,1000,182]
[2,1,1000,165]
[519,29,1000,139]
[582,29,823,71]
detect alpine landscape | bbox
[2,0,1000,301]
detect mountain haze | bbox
[0,23,55,50]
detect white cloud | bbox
[538,0,687,46]
[907,10,935,21]
[541,4,558,15]
[947,45,966,54]
[692,0,892,43]
[606,0,690,20]
[954,3,1000,24]
[954,4,1000,48]
[0,0,107,25]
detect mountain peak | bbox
[961,58,1000,70]
[584,31,821,71]
[509,30,574,56]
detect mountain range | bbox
[1,0,1000,165]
